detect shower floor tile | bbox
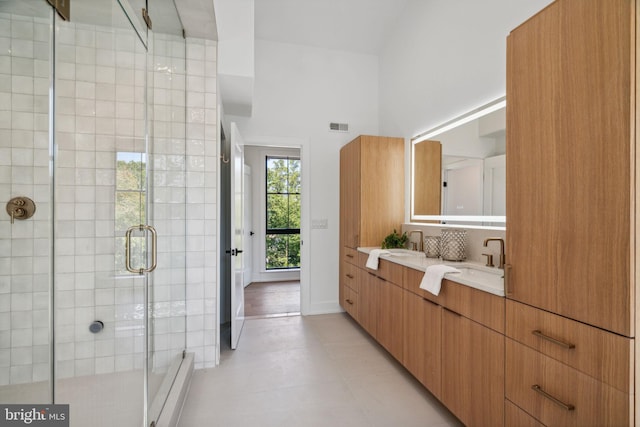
[0,369,165,427]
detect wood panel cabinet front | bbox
[339,135,405,249]
[505,400,545,427]
[377,279,403,361]
[506,300,632,394]
[506,0,634,336]
[506,338,630,427]
[441,308,505,427]
[342,284,358,319]
[359,271,379,338]
[339,140,360,249]
[402,290,441,398]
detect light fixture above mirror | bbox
[411,97,507,229]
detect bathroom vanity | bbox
[340,1,637,425]
[340,247,506,426]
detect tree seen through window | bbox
[266,156,301,269]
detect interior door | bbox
[230,123,246,349]
[243,165,253,287]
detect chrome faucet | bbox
[409,230,423,252]
[483,237,505,269]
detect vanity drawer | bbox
[505,400,545,427]
[342,285,358,319]
[506,338,630,427]
[403,266,504,333]
[358,252,403,285]
[342,262,359,293]
[506,300,632,393]
[343,246,358,265]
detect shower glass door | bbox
[53,0,151,424]
[0,0,187,424]
[146,1,187,422]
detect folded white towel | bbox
[420,264,461,296]
[365,249,390,270]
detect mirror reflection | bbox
[411,99,506,227]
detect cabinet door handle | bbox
[531,385,575,411]
[346,274,354,279]
[422,297,439,307]
[345,299,354,305]
[443,307,461,317]
[532,330,576,349]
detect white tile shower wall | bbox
[0,13,52,386]
[184,38,217,369]
[1,16,217,386]
[54,20,149,380]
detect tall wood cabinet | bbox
[339,135,405,249]
[339,135,404,314]
[506,0,637,424]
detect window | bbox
[115,152,147,274]
[265,156,300,270]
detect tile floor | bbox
[178,313,462,426]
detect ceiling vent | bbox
[329,122,349,132]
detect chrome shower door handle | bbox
[125,224,158,274]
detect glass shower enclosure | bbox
[0,0,188,425]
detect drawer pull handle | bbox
[346,254,354,258]
[531,385,575,411]
[532,330,575,349]
[346,274,354,279]
[345,299,354,305]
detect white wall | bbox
[379,0,554,138]
[227,40,379,314]
[223,1,554,315]
[244,145,301,283]
[380,0,553,224]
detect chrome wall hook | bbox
[6,197,36,224]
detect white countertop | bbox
[358,247,505,297]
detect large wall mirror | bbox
[411,97,506,228]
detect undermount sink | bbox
[386,248,426,258]
[445,264,504,295]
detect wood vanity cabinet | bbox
[358,253,404,361]
[441,308,505,427]
[403,268,505,427]
[402,290,441,398]
[506,0,633,337]
[340,251,359,319]
[339,135,404,316]
[359,270,379,338]
[506,0,637,425]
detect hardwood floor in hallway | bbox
[244,281,301,318]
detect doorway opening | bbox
[242,146,302,319]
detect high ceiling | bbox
[253,0,408,54]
